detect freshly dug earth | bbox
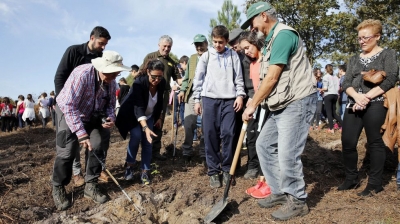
[0,117,399,224]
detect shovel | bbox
[204,121,248,223]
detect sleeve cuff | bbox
[137,116,147,122]
[76,129,87,139]
[194,99,200,103]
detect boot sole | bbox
[258,199,287,208]
[84,194,107,204]
[271,206,309,221]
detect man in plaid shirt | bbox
[52,50,130,211]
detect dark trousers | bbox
[341,102,387,185]
[323,94,342,129]
[50,109,56,127]
[202,97,236,176]
[52,105,110,186]
[1,116,12,132]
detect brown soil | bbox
[0,117,400,224]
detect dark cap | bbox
[228,28,243,45]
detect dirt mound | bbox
[1,117,400,224]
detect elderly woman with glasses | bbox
[116,59,166,185]
[339,19,398,196]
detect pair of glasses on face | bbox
[357,35,377,42]
[150,74,163,80]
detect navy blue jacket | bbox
[116,75,166,139]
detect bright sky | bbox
[0,0,247,100]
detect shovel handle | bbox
[229,121,248,176]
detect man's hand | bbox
[79,135,93,151]
[242,105,256,121]
[233,96,243,112]
[178,92,185,103]
[154,118,162,129]
[194,102,202,115]
[102,117,115,129]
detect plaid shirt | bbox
[57,64,116,138]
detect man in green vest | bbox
[177,34,208,164]
[140,35,180,161]
[241,2,316,221]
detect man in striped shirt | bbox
[52,51,131,211]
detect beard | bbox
[90,42,103,54]
[256,31,265,39]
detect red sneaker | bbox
[245,180,266,195]
[250,182,271,199]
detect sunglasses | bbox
[150,74,163,80]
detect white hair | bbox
[159,35,173,45]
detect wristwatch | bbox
[142,126,148,132]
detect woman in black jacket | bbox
[339,19,398,196]
[116,59,166,185]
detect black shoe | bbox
[258,194,288,208]
[52,185,70,211]
[357,184,383,197]
[183,155,191,165]
[209,174,221,188]
[222,172,236,186]
[153,153,167,161]
[271,195,309,221]
[84,182,108,204]
[337,179,359,191]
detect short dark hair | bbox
[338,64,347,72]
[179,55,189,64]
[238,31,264,51]
[50,91,55,96]
[2,97,10,104]
[147,59,165,72]
[18,95,25,100]
[90,26,111,40]
[119,77,127,84]
[130,64,139,72]
[211,25,229,40]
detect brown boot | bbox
[98,171,109,183]
[73,174,85,187]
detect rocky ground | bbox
[0,116,400,224]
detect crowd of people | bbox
[2,1,398,221]
[0,92,56,132]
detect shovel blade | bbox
[203,198,228,224]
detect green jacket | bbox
[180,51,208,102]
[140,51,178,91]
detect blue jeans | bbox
[340,102,347,120]
[256,94,316,199]
[18,113,25,128]
[127,117,154,171]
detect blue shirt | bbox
[317,81,323,101]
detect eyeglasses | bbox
[150,74,163,80]
[357,35,377,42]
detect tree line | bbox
[208,0,399,67]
